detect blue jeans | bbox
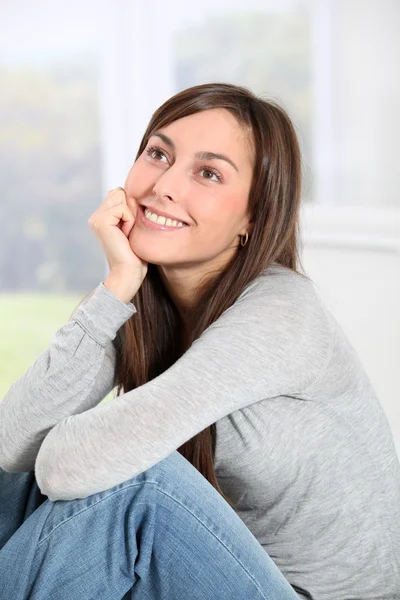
[0,450,299,599]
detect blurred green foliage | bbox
[0,54,106,294]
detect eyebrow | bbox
[151,131,239,173]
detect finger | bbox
[120,217,135,237]
[101,187,127,211]
[126,195,139,219]
[114,206,136,238]
[109,186,126,196]
[110,186,126,197]
[89,203,134,232]
[119,205,136,237]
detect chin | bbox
[128,236,169,265]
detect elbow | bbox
[34,466,80,502]
[0,425,47,473]
[34,457,70,501]
[0,447,35,473]
[34,461,55,500]
[33,422,63,500]
[34,442,62,501]
[34,419,92,502]
[0,456,21,473]
[34,432,76,502]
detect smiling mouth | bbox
[140,204,189,225]
[138,204,190,231]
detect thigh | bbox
[134,450,299,600]
[0,452,299,600]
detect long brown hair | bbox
[76,83,307,508]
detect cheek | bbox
[199,192,246,230]
[125,162,153,196]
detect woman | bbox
[0,82,399,600]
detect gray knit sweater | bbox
[1,262,399,599]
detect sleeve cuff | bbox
[72,281,137,347]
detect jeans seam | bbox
[37,480,159,546]
[157,488,270,599]
[36,479,270,598]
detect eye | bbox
[146,145,168,163]
[145,145,223,183]
[198,167,223,183]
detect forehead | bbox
[158,108,253,170]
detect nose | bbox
[152,163,184,204]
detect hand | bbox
[88,187,148,302]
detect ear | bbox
[241,216,254,237]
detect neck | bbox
[157,265,199,329]
[158,247,236,307]
[157,248,237,335]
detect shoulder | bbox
[237,262,323,315]
[201,262,332,395]
[212,262,331,347]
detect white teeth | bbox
[144,208,185,228]
[149,212,160,223]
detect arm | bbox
[0,282,136,472]
[35,271,332,502]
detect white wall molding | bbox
[301,204,400,254]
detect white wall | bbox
[301,204,400,455]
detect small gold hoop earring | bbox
[240,232,249,247]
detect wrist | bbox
[103,275,137,304]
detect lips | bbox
[138,204,189,231]
[140,204,189,225]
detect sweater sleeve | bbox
[0,282,136,473]
[34,270,332,501]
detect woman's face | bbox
[124,108,254,271]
